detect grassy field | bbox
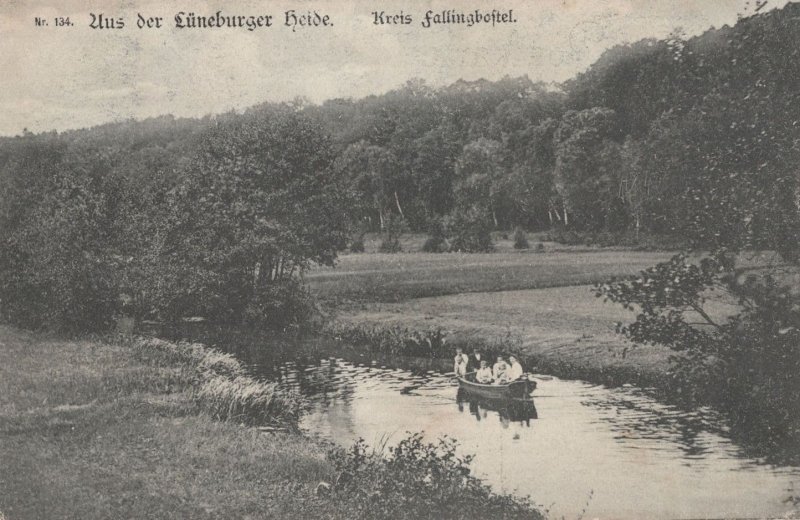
[0,326,335,519]
[307,249,673,303]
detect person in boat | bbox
[493,355,510,384]
[475,360,494,383]
[468,348,484,372]
[507,355,524,381]
[453,347,469,378]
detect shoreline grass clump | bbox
[195,373,307,427]
[124,336,307,429]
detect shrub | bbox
[543,229,689,250]
[379,236,401,253]
[328,433,542,520]
[446,208,494,253]
[379,215,405,253]
[513,227,529,249]
[597,254,800,458]
[242,278,316,332]
[349,234,366,253]
[326,323,450,358]
[421,218,448,253]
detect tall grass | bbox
[122,336,307,428]
[325,323,450,358]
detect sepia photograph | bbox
[1,1,799,518]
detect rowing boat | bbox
[457,371,536,399]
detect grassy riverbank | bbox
[0,325,542,519]
[311,249,740,389]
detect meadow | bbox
[307,243,673,304]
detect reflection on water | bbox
[162,329,800,519]
[456,388,538,426]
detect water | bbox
[179,331,800,519]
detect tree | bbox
[455,138,508,228]
[159,104,351,326]
[336,141,401,230]
[505,118,560,228]
[597,253,800,457]
[0,137,126,331]
[553,108,625,230]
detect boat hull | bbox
[457,372,536,399]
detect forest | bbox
[1,4,799,333]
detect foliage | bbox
[241,278,317,332]
[0,105,352,332]
[0,138,127,332]
[421,218,448,253]
[582,4,800,454]
[542,229,688,250]
[512,227,529,249]
[378,214,406,253]
[553,107,625,230]
[349,222,368,253]
[597,254,800,452]
[5,4,800,335]
[328,433,542,520]
[326,323,450,358]
[445,207,494,253]
[349,235,366,253]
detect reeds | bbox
[123,336,307,428]
[325,323,450,358]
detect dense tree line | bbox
[0,109,350,331]
[1,4,800,332]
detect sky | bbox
[0,0,789,136]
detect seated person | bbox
[453,347,469,377]
[493,356,510,384]
[469,348,483,372]
[507,355,524,380]
[475,360,494,383]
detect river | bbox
[170,329,800,519]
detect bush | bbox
[379,215,405,253]
[421,218,448,253]
[597,254,800,458]
[328,433,542,520]
[543,229,689,250]
[446,208,494,253]
[349,234,366,253]
[242,278,316,332]
[349,220,369,253]
[513,227,529,249]
[326,323,450,358]
[379,236,401,253]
